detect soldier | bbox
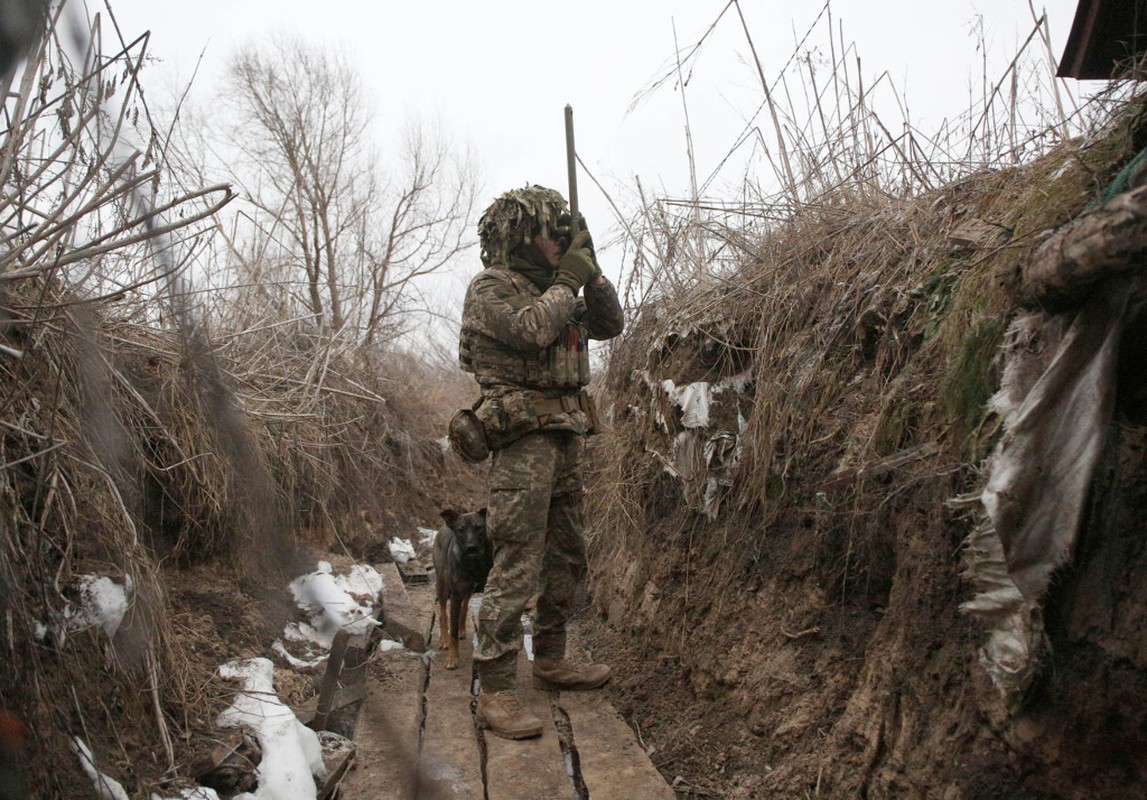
[456,185,624,740]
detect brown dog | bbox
[433,508,491,669]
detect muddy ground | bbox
[141,407,1145,800]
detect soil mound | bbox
[584,100,1147,799]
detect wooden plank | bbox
[397,561,432,584]
[417,627,484,797]
[559,692,676,800]
[483,653,573,799]
[312,629,351,731]
[345,579,673,800]
[294,683,368,727]
[337,662,423,800]
[380,562,428,652]
[338,566,431,800]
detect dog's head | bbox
[440,507,489,563]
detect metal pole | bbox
[564,104,580,235]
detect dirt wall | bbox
[584,128,1147,799]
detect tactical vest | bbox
[459,322,590,390]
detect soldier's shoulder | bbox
[468,266,514,288]
[471,265,528,296]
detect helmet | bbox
[477,185,568,267]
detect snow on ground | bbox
[67,575,131,639]
[64,548,421,798]
[217,658,326,800]
[36,574,132,648]
[276,561,386,665]
[391,526,437,563]
[73,737,130,800]
[388,537,416,562]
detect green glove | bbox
[555,212,600,262]
[552,230,597,294]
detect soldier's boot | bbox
[475,691,544,740]
[533,658,611,690]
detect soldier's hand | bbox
[552,231,597,294]
[556,212,594,257]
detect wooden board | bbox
[559,691,676,799]
[341,576,675,800]
[418,627,484,797]
[482,654,574,799]
[559,628,675,798]
[338,563,427,800]
[380,562,428,652]
[337,655,423,799]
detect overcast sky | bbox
[97,0,1088,320]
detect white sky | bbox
[96,0,1087,318]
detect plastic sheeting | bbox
[985,279,1130,599]
[963,277,1135,699]
[642,370,752,519]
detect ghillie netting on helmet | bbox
[477,185,568,267]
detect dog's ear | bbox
[440,509,459,527]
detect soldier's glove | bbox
[555,212,595,259]
[552,230,597,294]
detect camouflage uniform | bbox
[459,186,624,691]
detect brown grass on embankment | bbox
[584,66,1147,800]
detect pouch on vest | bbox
[581,390,600,435]
[548,322,590,388]
[448,408,490,463]
[475,392,541,450]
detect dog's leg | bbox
[446,595,463,670]
[457,591,472,639]
[437,599,449,652]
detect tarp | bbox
[962,165,1147,699]
[983,279,1130,601]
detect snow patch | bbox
[67,574,131,639]
[73,737,130,800]
[389,537,416,563]
[218,658,325,800]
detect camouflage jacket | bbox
[459,258,624,432]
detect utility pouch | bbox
[580,390,600,435]
[548,323,590,388]
[531,389,601,435]
[448,407,490,463]
[475,392,541,451]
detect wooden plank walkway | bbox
[340,563,674,799]
[418,633,483,797]
[481,656,573,798]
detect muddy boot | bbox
[475,691,544,740]
[533,658,611,690]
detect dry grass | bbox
[585,23,1147,800]
[590,8,1147,605]
[0,1,1143,796]
[0,7,476,795]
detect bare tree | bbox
[222,36,476,345]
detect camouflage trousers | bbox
[475,429,586,691]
